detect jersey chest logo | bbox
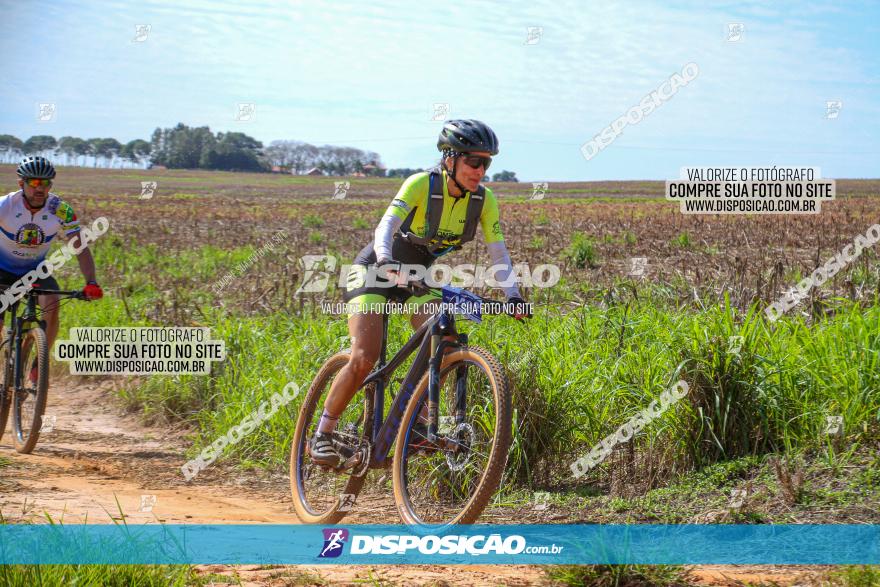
[15,223,46,248]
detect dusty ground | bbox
[0,377,849,586]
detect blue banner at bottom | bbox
[0,524,878,565]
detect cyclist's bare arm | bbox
[66,232,97,283]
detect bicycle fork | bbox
[426,315,469,445]
[2,322,12,394]
[12,296,45,393]
[8,304,24,394]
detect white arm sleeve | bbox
[373,213,402,262]
[487,240,522,299]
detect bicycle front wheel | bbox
[392,345,511,527]
[12,327,49,454]
[0,332,11,444]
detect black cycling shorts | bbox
[341,239,439,312]
[0,268,60,292]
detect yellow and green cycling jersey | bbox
[341,169,514,315]
[387,169,505,253]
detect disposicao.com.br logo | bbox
[318,528,564,557]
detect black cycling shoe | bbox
[309,432,341,467]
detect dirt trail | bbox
[0,378,831,586]
[0,377,297,525]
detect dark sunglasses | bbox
[24,178,52,188]
[460,155,492,171]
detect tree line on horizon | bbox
[0,134,152,168]
[0,124,519,180]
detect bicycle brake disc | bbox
[445,422,474,472]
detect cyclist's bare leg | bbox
[17,294,60,380]
[319,311,383,432]
[318,304,455,433]
[37,294,60,350]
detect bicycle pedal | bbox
[341,446,369,468]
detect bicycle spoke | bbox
[290,352,373,523]
[396,353,506,526]
[12,326,49,453]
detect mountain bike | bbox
[0,287,86,454]
[290,280,522,528]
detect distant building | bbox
[363,163,386,177]
[305,167,324,176]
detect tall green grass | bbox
[61,294,879,490]
[0,565,198,586]
[51,241,880,491]
[0,510,203,586]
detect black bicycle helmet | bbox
[17,156,56,180]
[437,119,499,155]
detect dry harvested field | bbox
[21,165,879,318]
[2,166,879,587]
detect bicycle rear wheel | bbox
[392,345,511,527]
[290,350,374,524]
[12,327,49,454]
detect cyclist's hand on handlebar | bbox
[505,296,532,321]
[376,259,431,294]
[83,281,103,301]
[376,257,404,285]
[406,278,430,296]
[376,257,397,269]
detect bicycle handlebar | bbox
[27,288,87,298]
[377,263,531,319]
[403,278,528,317]
[0,286,89,300]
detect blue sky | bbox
[1,0,877,181]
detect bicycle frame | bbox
[359,307,468,468]
[2,288,82,392]
[3,293,45,393]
